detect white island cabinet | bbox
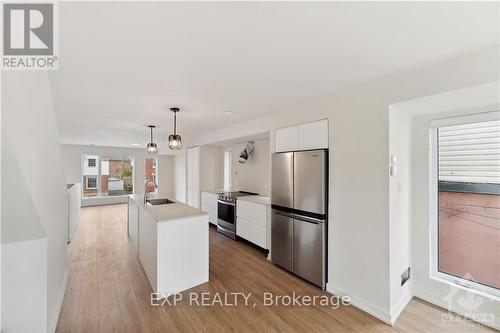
[128,196,139,256]
[128,195,209,296]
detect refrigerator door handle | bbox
[293,214,325,225]
[273,209,295,219]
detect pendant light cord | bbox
[150,126,153,143]
[174,111,177,135]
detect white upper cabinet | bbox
[275,126,299,152]
[275,119,328,152]
[298,119,328,150]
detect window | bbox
[430,112,500,296]
[82,155,134,197]
[87,177,97,189]
[224,150,232,190]
[145,158,158,193]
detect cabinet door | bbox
[139,206,157,291]
[201,192,217,210]
[187,189,200,209]
[237,200,267,228]
[275,126,299,152]
[209,209,217,225]
[128,198,139,256]
[237,218,267,248]
[298,120,328,150]
[187,147,200,190]
[187,149,193,189]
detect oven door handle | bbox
[218,199,235,206]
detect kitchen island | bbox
[128,194,209,297]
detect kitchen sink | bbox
[147,198,176,205]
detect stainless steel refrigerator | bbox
[271,149,327,288]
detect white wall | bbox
[60,144,175,201]
[2,71,69,332]
[388,107,413,323]
[157,155,174,198]
[188,47,499,323]
[68,183,82,241]
[173,152,187,203]
[229,139,270,195]
[398,82,500,329]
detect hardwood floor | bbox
[56,204,494,332]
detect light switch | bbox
[390,165,397,176]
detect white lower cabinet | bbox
[237,218,267,248]
[187,189,200,208]
[201,192,218,225]
[236,199,269,249]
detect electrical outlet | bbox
[401,267,410,286]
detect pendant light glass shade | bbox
[168,107,182,150]
[147,142,158,154]
[147,125,158,154]
[168,134,182,149]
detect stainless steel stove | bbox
[217,191,258,239]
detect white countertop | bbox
[129,194,207,223]
[237,195,271,206]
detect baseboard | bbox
[49,269,69,333]
[414,288,500,331]
[326,283,392,325]
[390,290,413,325]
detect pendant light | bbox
[147,125,158,154]
[168,107,182,150]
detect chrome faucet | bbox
[144,179,158,204]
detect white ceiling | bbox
[50,1,499,152]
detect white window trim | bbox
[87,177,97,189]
[429,110,500,299]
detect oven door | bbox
[217,200,235,231]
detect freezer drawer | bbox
[271,210,293,271]
[293,150,327,215]
[293,216,325,287]
[272,152,293,209]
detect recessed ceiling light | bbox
[224,111,234,115]
[131,143,140,146]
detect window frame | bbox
[88,158,96,167]
[429,110,500,298]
